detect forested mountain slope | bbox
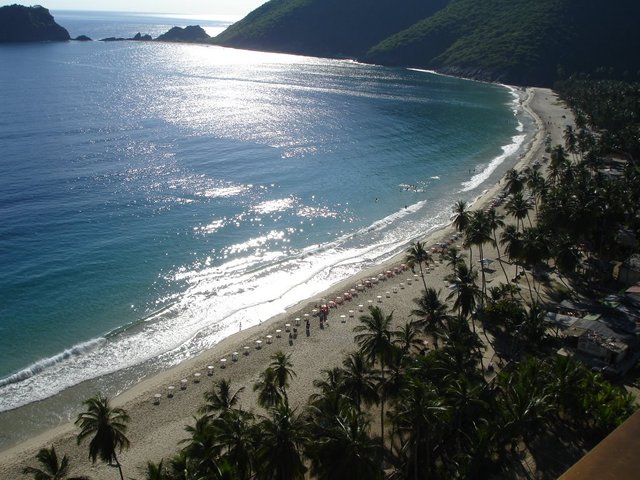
[215,0,449,58]
[216,0,640,86]
[366,0,640,86]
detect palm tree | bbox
[505,192,532,231]
[411,287,448,348]
[563,125,578,161]
[270,351,296,407]
[519,227,549,300]
[525,168,546,214]
[180,415,220,477]
[382,347,410,410]
[443,246,466,274]
[435,316,483,379]
[167,452,207,480]
[142,460,166,480]
[309,368,345,417]
[254,404,308,480]
[446,263,484,373]
[390,378,445,479]
[485,208,510,283]
[254,367,283,409]
[340,351,379,413]
[393,321,423,357]
[306,409,383,480]
[212,409,257,480]
[464,210,494,299]
[517,302,548,352]
[577,128,595,160]
[451,200,470,234]
[520,227,549,269]
[551,234,581,276]
[446,263,482,322]
[496,359,552,450]
[504,169,524,195]
[75,393,130,480]
[443,377,488,452]
[200,379,245,417]
[23,447,89,480]
[500,224,522,277]
[549,145,569,185]
[544,355,587,419]
[354,306,394,446]
[405,241,431,291]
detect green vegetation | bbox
[215,0,640,86]
[215,0,449,58]
[367,0,640,86]
[556,77,640,161]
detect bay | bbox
[0,10,531,446]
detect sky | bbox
[43,1,266,17]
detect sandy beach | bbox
[0,86,574,479]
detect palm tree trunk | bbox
[113,452,124,480]
[425,432,431,479]
[379,362,386,454]
[467,306,477,336]
[494,231,511,285]
[419,263,427,292]
[479,244,486,304]
[477,345,486,378]
[413,436,419,480]
[522,269,534,301]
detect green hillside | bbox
[216,0,640,86]
[215,0,449,57]
[366,0,640,86]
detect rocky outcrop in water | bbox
[100,32,153,42]
[0,4,70,42]
[156,25,210,43]
[132,32,152,41]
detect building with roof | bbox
[612,254,640,286]
[561,318,634,370]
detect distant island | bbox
[0,4,213,45]
[156,25,210,43]
[100,26,210,43]
[101,32,152,42]
[0,4,69,42]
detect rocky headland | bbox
[0,4,69,42]
[155,25,210,43]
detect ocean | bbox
[0,10,533,446]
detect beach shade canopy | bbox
[480,258,494,265]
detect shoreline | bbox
[0,86,569,479]
[0,61,522,419]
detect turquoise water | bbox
[0,12,531,425]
